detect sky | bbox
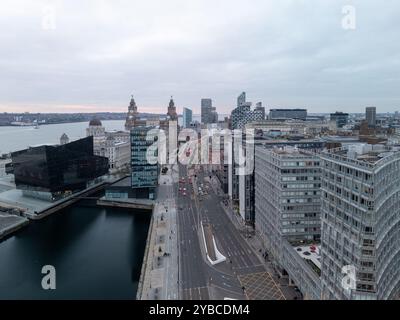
[0,0,399,115]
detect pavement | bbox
[0,213,28,240]
[140,164,180,300]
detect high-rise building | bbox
[234,133,325,226]
[230,92,264,130]
[330,112,349,128]
[229,93,267,214]
[269,109,308,121]
[130,126,159,200]
[255,102,266,120]
[255,146,322,299]
[201,98,218,124]
[237,92,246,107]
[320,144,400,300]
[255,146,321,258]
[366,107,376,127]
[183,107,193,128]
[11,136,109,201]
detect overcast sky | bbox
[0,0,399,114]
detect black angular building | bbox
[11,136,109,200]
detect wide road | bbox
[176,164,209,300]
[176,164,272,300]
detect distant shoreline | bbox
[0,119,126,127]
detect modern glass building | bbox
[201,98,218,125]
[330,112,349,128]
[183,107,193,128]
[131,126,159,199]
[231,92,264,130]
[11,136,109,201]
[269,109,308,121]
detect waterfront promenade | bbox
[0,213,28,241]
[138,164,179,300]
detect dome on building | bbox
[60,133,70,145]
[89,118,102,126]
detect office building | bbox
[235,135,325,225]
[255,146,321,252]
[104,137,130,171]
[255,146,322,299]
[269,109,307,121]
[330,112,349,128]
[87,119,130,171]
[86,118,106,156]
[255,102,266,120]
[366,107,377,127]
[131,126,159,199]
[183,107,193,128]
[11,136,109,201]
[231,92,264,130]
[201,98,218,125]
[320,144,400,300]
[237,92,246,107]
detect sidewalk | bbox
[138,165,179,300]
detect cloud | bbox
[0,0,399,114]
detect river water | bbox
[0,201,151,300]
[0,120,151,299]
[0,120,125,154]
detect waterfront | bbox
[0,120,125,154]
[0,115,231,154]
[0,202,150,300]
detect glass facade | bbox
[131,126,159,199]
[11,136,109,198]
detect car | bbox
[183,188,187,191]
[183,192,187,196]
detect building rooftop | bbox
[322,144,400,168]
[259,146,317,158]
[293,244,321,275]
[109,176,131,188]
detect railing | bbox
[321,146,400,171]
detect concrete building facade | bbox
[320,144,400,300]
[255,146,322,299]
[366,107,377,128]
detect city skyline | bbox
[1,0,400,114]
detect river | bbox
[0,120,126,154]
[0,201,151,299]
[0,121,152,299]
